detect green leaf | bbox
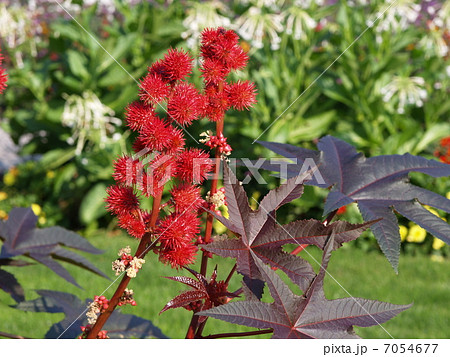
[67,50,90,81]
[79,183,107,224]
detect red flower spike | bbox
[170,184,204,213]
[167,83,203,126]
[139,73,169,104]
[226,80,257,110]
[175,148,213,184]
[125,102,157,132]
[161,48,194,82]
[105,185,140,216]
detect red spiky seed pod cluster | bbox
[0,46,8,94]
[200,27,257,122]
[106,28,256,268]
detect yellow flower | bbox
[432,238,446,250]
[0,191,8,201]
[38,216,47,225]
[399,225,408,242]
[446,192,450,200]
[406,225,427,243]
[46,170,55,179]
[3,167,18,186]
[31,203,42,216]
[424,205,440,217]
[0,210,8,220]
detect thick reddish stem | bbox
[187,119,224,339]
[200,118,224,275]
[202,329,273,339]
[86,191,163,339]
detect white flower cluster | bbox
[380,76,427,114]
[127,257,145,278]
[86,301,101,325]
[206,190,226,210]
[62,90,122,155]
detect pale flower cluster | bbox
[127,257,145,278]
[380,76,427,114]
[86,301,101,325]
[62,90,122,155]
[206,190,226,210]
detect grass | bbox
[1,231,449,339]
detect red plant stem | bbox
[225,263,237,285]
[290,209,338,256]
[186,119,224,339]
[185,315,200,339]
[200,118,224,275]
[87,191,163,339]
[201,329,273,339]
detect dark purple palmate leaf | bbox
[199,234,412,339]
[257,136,450,271]
[0,207,108,287]
[202,164,373,291]
[12,290,167,339]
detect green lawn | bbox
[1,231,449,339]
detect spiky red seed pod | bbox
[200,58,230,85]
[113,155,144,186]
[167,83,203,126]
[139,73,169,104]
[161,48,194,82]
[156,213,201,247]
[170,184,204,213]
[132,136,147,154]
[139,154,176,197]
[158,243,198,269]
[125,101,157,132]
[226,45,249,70]
[105,185,140,216]
[148,60,171,82]
[202,85,230,122]
[226,80,257,110]
[138,117,184,153]
[175,148,213,184]
[117,212,146,239]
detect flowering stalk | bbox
[83,28,256,339]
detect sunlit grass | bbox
[1,231,449,339]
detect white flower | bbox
[282,4,316,41]
[237,6,284,50]
[62,90,121,155]
[126,257,145,278]
[182,1,231,49]
[380,76,427,114]
[118,246,131,256]
[372,0,421,33]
